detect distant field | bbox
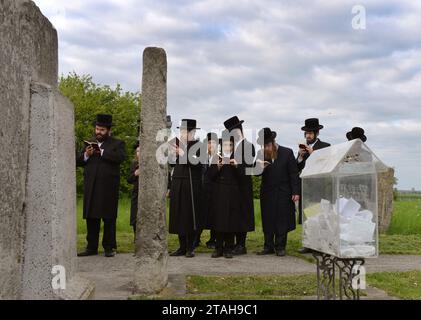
[396,193,421,202]
[77,197,421,255]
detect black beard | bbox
[306,137,317,145]
[96,134,108,142]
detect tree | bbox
[59,73,141,196]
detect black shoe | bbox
[185,251,195,258]
[206,241,216,249]
[257,248,275,255]
[170,248,186,256]
[233,245,247,255]
[275,249,286,257]
[104,249,116,257]
[298,247,312,254]
[211,249,223,258]
[224,251,234,259]
[77,250,98,257]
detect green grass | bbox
[131,271,421,300]
[77,198,421,256]
[368,271,421,299]
[388,201,421,235]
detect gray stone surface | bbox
[0,0,58,300]
[21,83,93,299]
[0,1,92,299]
[378,168,395,233]
[133,47,169,294]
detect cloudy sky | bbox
[35,0,421,190]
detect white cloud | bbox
[34,0,421,189]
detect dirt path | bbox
[77,253,421,300]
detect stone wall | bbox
[0,1,93,299]
[378,168,395,233]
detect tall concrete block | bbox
[133,47,169,295]
[0,1,93,299]
[21,83,93,299]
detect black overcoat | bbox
[259,146,300,234]
[296,139,331,224]
[76,136,126,220]
[168,140,204,235]
[233,139,256,232]
[127,160,139,226]
[207,159,248,233]
[200,155,217,230]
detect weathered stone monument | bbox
[378,168,395,233]
[0,0,93,299]
[133,47,169,295]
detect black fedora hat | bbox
[95,114,113,127]
[257,127,277,145]
[347,127,367,142]
[224,116,244,131]
[177,119,200,130]
[301,118,324,131]
[206,132,218,143]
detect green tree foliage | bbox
[59,73,141,196]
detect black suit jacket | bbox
[76,136,126,219]
[296,139,330,224]
[297,139,331,172]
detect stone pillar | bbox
[133,47,169,295]
[0,0,93,299]
[378,168,395,233]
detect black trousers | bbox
[86,218,117,251]
[235,232,247,247]
[216,232,235,251]
[264,232,288,251]
[178,233,195,252]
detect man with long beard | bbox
[256,128,300,256]
[76,114,126,258]
[223,116,256,255]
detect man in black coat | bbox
[168,119,203,258]
[127,142,140,240]
[296,118,330,254]
[193,132,218,249]
[255,128,300,256]
[76,114,126,257]
[223,116,256,255]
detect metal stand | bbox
[312,251,336,300]
[312,251,365,300]
[335,258,365,300]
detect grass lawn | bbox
[77,198,421,256]
[367,271,421,299]
[131,271,421,300]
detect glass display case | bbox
[301,139,389,258]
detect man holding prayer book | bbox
[76,114,126,258]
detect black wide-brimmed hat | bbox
[347,127,367,142]
[177,119,200,130]
[95,114,113,127]
[301,118,324,131]
[206,132,218,143]
[257,127,277,145]
[224,116,244,131]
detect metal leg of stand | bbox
[312,251,336,300]
[335,258,365,300]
